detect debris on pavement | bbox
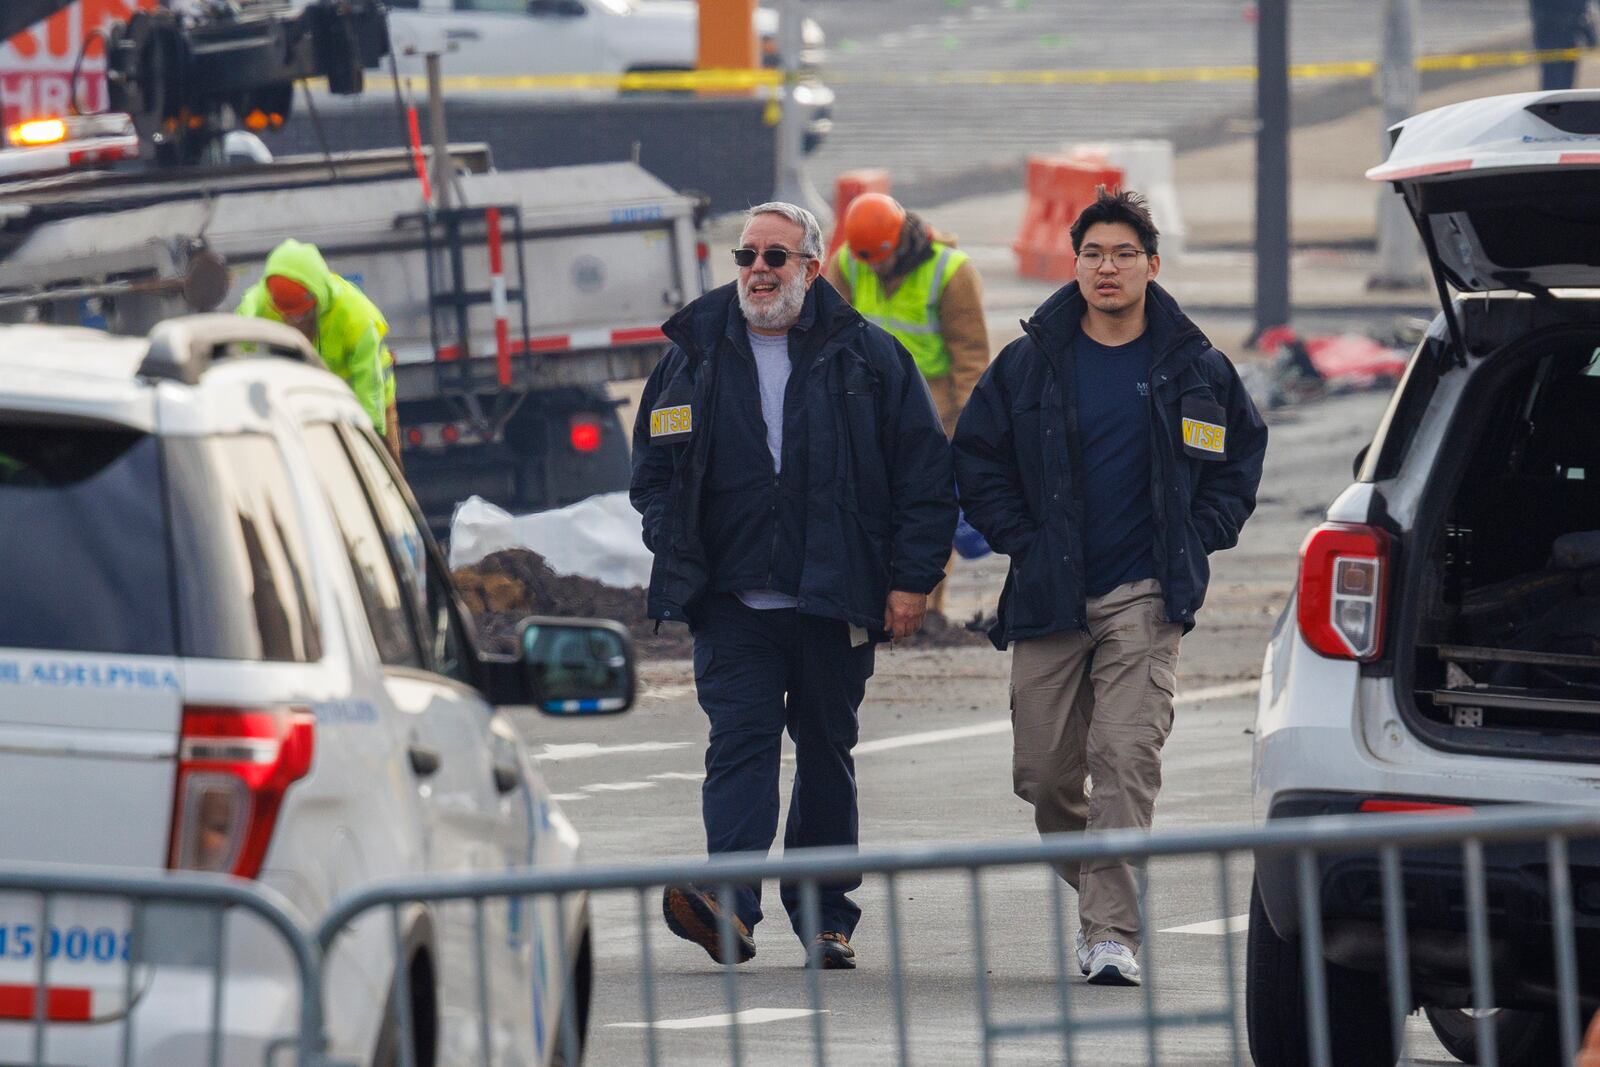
[1243,324,1409,411]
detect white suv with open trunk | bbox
[0,315,634,1066]
[1249,89,1600,1067]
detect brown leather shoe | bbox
[662,885,756,964]
[810,931,856,970]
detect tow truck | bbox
[0,0,705,534]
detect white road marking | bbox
[1160,914,1249,935]
[533,741,694,762]
[559,681,1262,792]
[849,720,1013,756]
[643,683,697,701]
[783,679,1261,760]
[548,793,589,802]
[608,1008,828,1030]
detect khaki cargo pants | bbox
[1010,578,1182,952]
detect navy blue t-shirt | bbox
[1073,331,1157,597]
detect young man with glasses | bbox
[953,188,1267,986]
[631,201,956,970]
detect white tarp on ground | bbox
[448,492,652,590]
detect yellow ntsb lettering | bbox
[650,404,693,439]
[1181,417,1226,454]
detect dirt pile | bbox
[451,547,682,654]
[453,546,988,657]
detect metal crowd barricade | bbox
[0,864,320,1067]
[308,804,1600,1067]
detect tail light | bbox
[696,240,710,263]
[441,423,461,445]
[1359,799,1474,815]
[168,705,315,879]
[569,415,602,453]
[1297,522,1392,661]
[0,985,92,1022]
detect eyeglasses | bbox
[1077,248,1149,269]
[732,247,811,269]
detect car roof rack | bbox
[140,314,324,385]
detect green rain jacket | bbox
[236,239,396,434]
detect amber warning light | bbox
[6,118,69,147]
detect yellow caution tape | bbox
[1416,46,1586,73]
[364,67,784,94]
[349,45,1591,94]
[821,46,1592,87]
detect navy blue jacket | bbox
[631,279,957,636]
[952,281,1267,648]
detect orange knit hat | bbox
[266,275,316,318]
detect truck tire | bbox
[1246,880,1397,1067]
[1423,1006,1561,1066]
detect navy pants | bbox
[1530,0,1595,89]
[691,594,875,940]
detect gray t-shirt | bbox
[747,328,791,472]
[738,327,800,610]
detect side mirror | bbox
[520,616,635,715]
[1353,443,1371,480]
[527,0,586,16]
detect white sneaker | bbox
[1085,940,1141,986]
[1075,929,1090,975]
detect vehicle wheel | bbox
[1423,1006,1561,1066]
[1246,880,1397,1067]
[548,929,593,1067]
[371,950,438,1067]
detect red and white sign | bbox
[2,1,160,127]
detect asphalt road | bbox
[802,0,1537,200]
[513,386,1468,1064]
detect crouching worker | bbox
[238,239,402,468]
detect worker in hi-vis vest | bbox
[825,192,991,615]
[238,239,402,469]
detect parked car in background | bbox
[385,0,835,151]
[1248,89,1600,1067]
[0,314,635,1066]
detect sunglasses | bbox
[732,247,812,269]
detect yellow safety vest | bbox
[838,241,968,380]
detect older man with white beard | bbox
[631,202,957,970]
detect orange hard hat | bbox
[843,193,906,267]
[266,275,316,318]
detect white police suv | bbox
[0,315,633,1066]
[1248,90,1600,1067]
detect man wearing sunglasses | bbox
[953,188,1267,987]
[631,201,956,971]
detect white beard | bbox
[738,269,807,331]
